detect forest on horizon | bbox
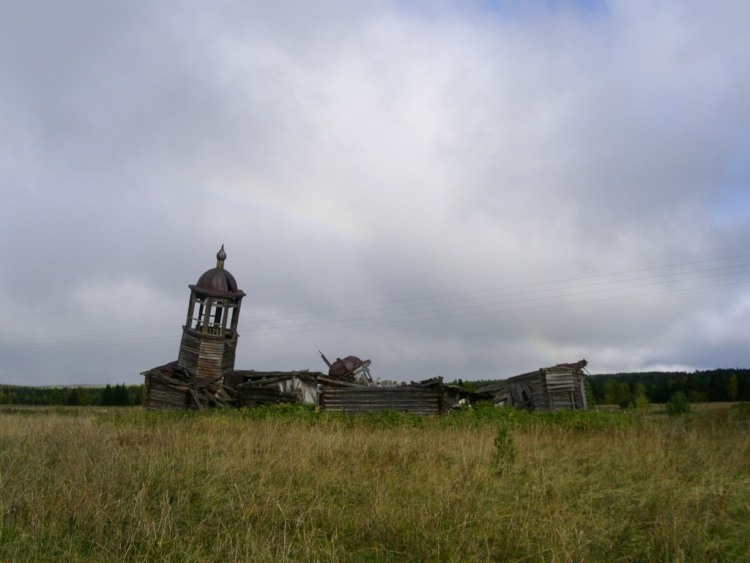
[1,369,749,407]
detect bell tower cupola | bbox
[177,245,246,381]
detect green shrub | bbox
[667,391,690,416]
[492,422,516,476]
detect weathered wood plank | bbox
[321,386,441,415]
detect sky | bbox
[1,0,749,386]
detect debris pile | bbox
[143,354,591,414]
[143,362,235,410]
[230,370,325,407]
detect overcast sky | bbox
[1,1,749,386]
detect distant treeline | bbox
[3,369,750,408]
[588,369,750,406]
[0,384,144,406]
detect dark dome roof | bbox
[189,245,246,298]
[192,268,241,295]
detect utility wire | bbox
[253,252,750,318]
[1,254,749,351]
[246,262,750,327]
[243,277,750,337]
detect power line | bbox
[1,253,748,351]
[252,252,750,318]
[243,277,750,337]
[245,261,750,327]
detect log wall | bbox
[321,386,441,415]
[177,327,237,379]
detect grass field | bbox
[0,404,748,561]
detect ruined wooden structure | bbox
[177,244,245,381]
[142,247,386,410]
[477,360,589,411]
[143,246,244,410]
[142,247,589,414]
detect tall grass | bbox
[0,405,748,561]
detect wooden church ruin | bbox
[142,247,590,413]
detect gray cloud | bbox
[1,1,749,385]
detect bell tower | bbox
[177,245,246,382]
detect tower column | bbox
[177,245,246,381]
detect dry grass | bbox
[0,405,748,561]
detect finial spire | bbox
[216,244,226,269]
